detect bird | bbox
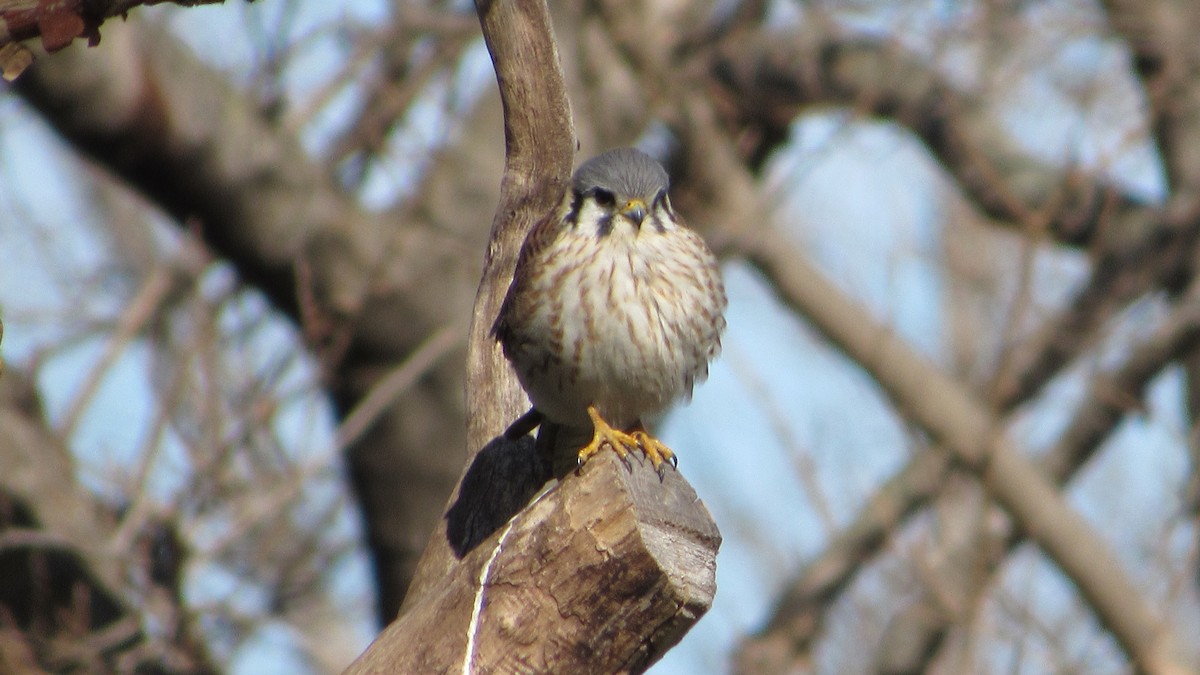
[491,147,727,475]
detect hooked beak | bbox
[621,199,647,226]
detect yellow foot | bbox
[576,407,679,478]
[630,430,677,476]
[577,406,641,469]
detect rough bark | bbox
[343,452,720,675]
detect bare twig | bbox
[57,264,180,441]
[333,322,464,452]
[0,0,226,65]
[735,227,1193,675]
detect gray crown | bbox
[572,148,669,199]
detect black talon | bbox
[614,446,633,472]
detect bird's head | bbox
[570,148,674,237]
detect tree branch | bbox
[0,0,226,80]
[14,20,471,620]
[732,446,955,672]
[1102,0,1200,199]
[343,452,720,674]
[863,273,1200,675]
[701,17,1200,414]
[0,368,215,673]
[734,228,1194,675]
[398,0,576,614]
[706,20,1139,246]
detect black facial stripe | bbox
[596,213,615,237]
[660,192,675,217]
[649,210,667,233]
[565,190,586,226]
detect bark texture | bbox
[344,452,719,674]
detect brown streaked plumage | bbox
[492,147,727,474]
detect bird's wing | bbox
[490,205,564,342]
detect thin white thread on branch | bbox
[461,482,556,675]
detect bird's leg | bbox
[577,405,641,470]
[629,423,677,477]
[503,407,544,440]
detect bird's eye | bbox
[592,189,616,208]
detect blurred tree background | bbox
[1,0,1199,673]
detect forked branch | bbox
[344,1,721,672]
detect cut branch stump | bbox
[343,450,720,674]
